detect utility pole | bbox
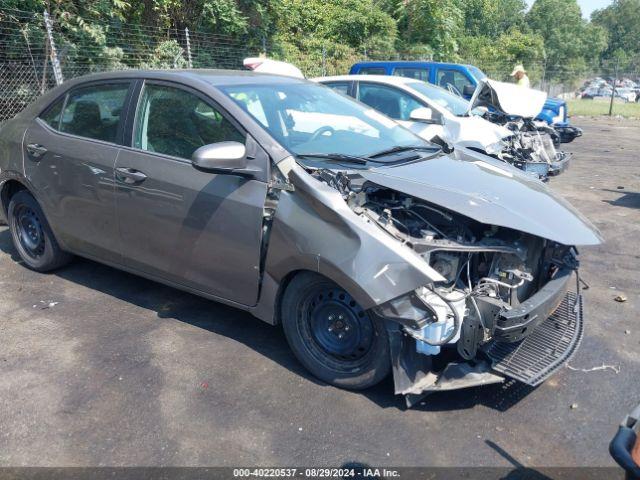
[43,11,63,86]
[609,56,619,116]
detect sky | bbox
[525,0,613,18]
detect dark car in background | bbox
[0,70,601,405]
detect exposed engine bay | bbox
[310,166,583,405]
[484,113,571,180]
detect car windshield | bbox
[218,81,430,161]
[407,81,471,116]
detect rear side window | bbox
[40,97,65,130]
[393,67,429,82]
[359,67,387,75]
[59,84,129,143]
[323,82,351,97]
[134,84,245,160]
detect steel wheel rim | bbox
[15,205,45,259]
[304,288,374,363]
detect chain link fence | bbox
[1,5,639,124]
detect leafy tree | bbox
[592,0,640,69]
[526,0,607,81]
[460,0,528,38]
[399,0,464,60]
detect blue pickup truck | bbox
[350,61,582,144]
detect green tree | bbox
[526,0,607,81]
[401,0,464,60]
[592,0,640,69]
[460,0,527,38]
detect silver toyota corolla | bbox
[0,70,602,406]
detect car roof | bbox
[314,74,419,86]
[350,60,476,68]
[58,69,309,87]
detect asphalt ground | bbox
[0,117,638,468]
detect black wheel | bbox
[280,272,390,390]
[8,190,72,272]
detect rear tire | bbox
[280,272,390,390]
[8,190,72,272]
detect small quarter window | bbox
[40,97,65,130]
[59,84,129,143]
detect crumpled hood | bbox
[468,78,548,118]
[360,154,602,246]
[443,115,512,153]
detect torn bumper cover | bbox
[555,125,583,144]
[379,268,583,407]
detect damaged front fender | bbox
[262,159,445,313]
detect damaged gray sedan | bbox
[0,71,602,405]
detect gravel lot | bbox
[0,117,638,468]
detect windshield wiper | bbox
[367,145,440,159]
[296,153,368,165]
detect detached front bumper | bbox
[386,269,584,406]
[549,152,572,176]
[555,125,583,144]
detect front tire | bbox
[8,190,72,272]
[280,272,390,390]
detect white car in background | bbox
[315,74,566,179]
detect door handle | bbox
[26,143,48,159]
[115,167,147,184]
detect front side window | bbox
[59,84,129,143]
[220,81,427,160]
[134,84,245,160]
[436,69,473,96]
[393,67,429,82]
[40,97,65,130]
[358,83,423,121]
[408,81,471,116]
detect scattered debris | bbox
[614,295,627,303]
[566,363,621,374]
[32,300,59,309]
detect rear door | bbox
[23,81,133,263]
[114,81,268,306]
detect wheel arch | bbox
[0,178,28,218]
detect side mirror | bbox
[191,141,247,173]
[463,84,476,97]
[409,107,435,123]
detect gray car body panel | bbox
[360,155,602,246]
[0,69,600,330]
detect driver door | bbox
[114,81,268,306]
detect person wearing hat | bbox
[511,64,530,88]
